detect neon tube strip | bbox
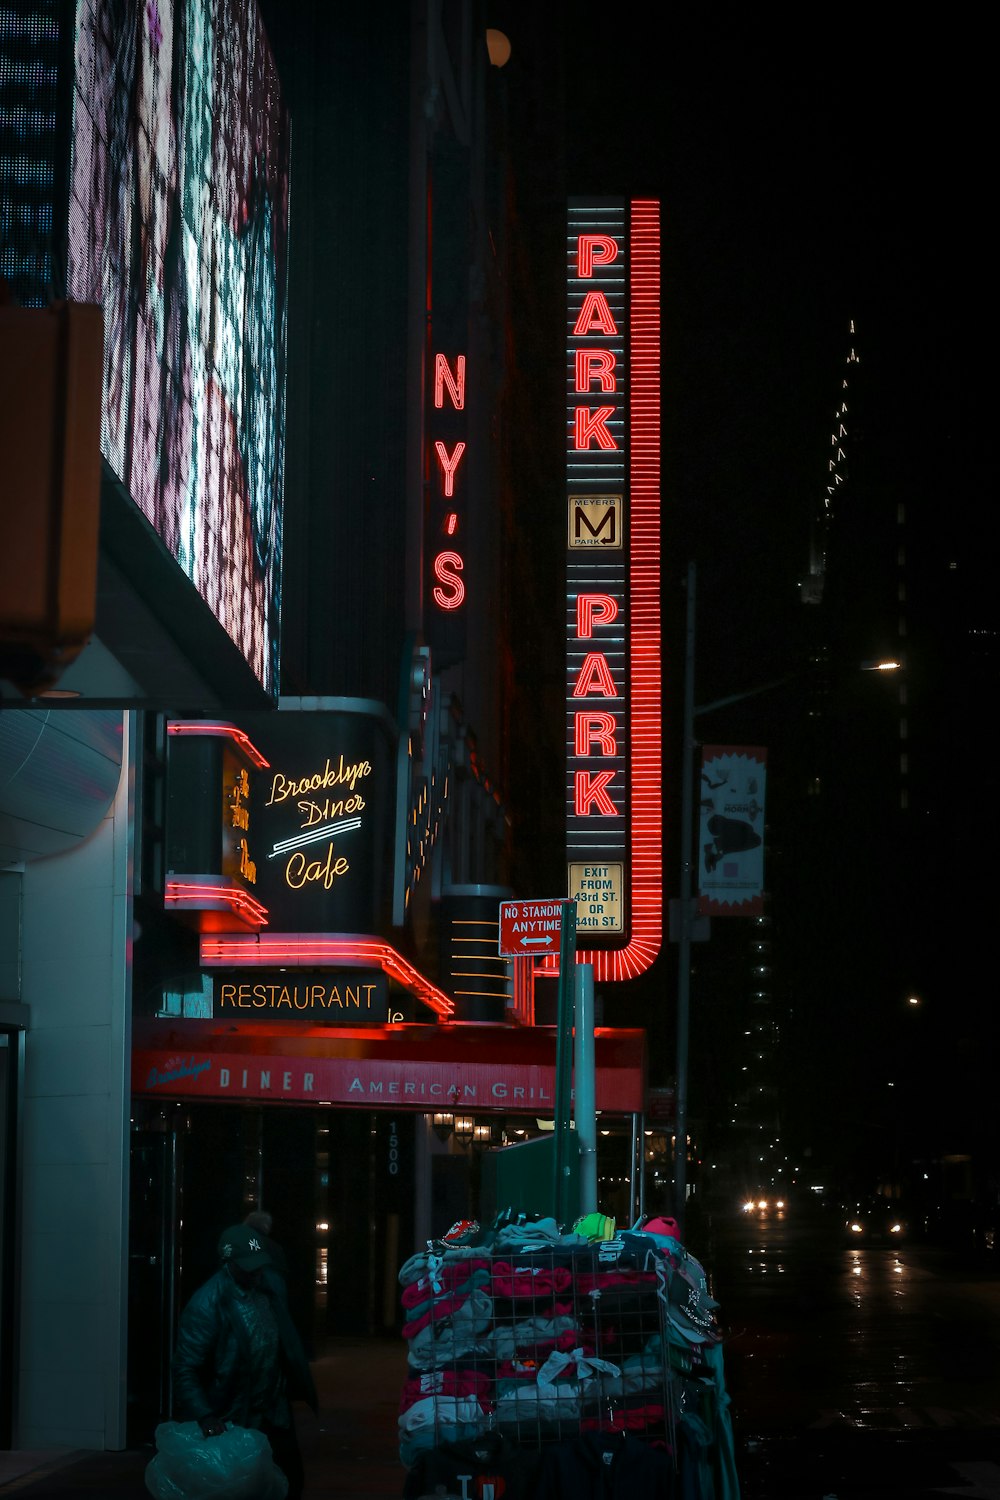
[268,818,363,858]
[167,721,270,769]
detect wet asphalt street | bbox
[701,1198,1000,1498]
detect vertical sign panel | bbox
[560,198,662,983]
[425,347,469,666]
[697,745,767,916]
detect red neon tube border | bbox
[198,932,456,1018]
[167,721,270,770]
[548,197,663,983]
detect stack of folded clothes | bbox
[397,1212,741,1500]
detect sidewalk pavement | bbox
[0,1335,408,1499]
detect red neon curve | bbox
[165,879,270,927]
[167,722,270,769]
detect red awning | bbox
[132,1021,647,1115]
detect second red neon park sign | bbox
[553,197,662,984]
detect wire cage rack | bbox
[398,1229,738,1496]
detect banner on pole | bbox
[697,746,767,916]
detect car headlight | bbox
[850,1221,863,1233]
[889,1222,902,1234]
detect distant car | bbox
[740,1192,788,1220]
[843,1199,908,1245]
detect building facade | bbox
[1,1,658,1452]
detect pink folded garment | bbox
[490,1260,574,1298]
[581,1403,667,1433]
[402,1289,476,1338]
[401,1260,490,1310]
[399,1368,492,1414]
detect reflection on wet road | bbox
[699,1204,1000,1495]
[706,1207,1000,1438]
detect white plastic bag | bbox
[144,1420,288,1500]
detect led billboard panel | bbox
[66,0,290,694]
[0,8,61,308]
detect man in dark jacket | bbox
[173,1222,318,1500]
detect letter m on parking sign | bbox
[569,495,622,550]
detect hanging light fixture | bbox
[432,1110,455,1142]
[453,1114,475,1144]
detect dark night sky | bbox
[498,5,989,717]
[500,11,991,1183]
[559,13,987,690]
[550,26,985,665]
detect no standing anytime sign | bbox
[498,899,573,958]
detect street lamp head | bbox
[486,29,512,67]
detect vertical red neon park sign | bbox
[550,198,662,983]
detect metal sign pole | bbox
[675,561,696,1235]
[553,901,577,1228]
[574,962,597,1215]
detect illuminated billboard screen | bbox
[66,0,290,694]
[560,197,662,984]
[0,7,61,309]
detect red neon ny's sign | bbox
[431,352,466,610]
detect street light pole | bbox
[674,562,697,1230]
[672,566,801,1233]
